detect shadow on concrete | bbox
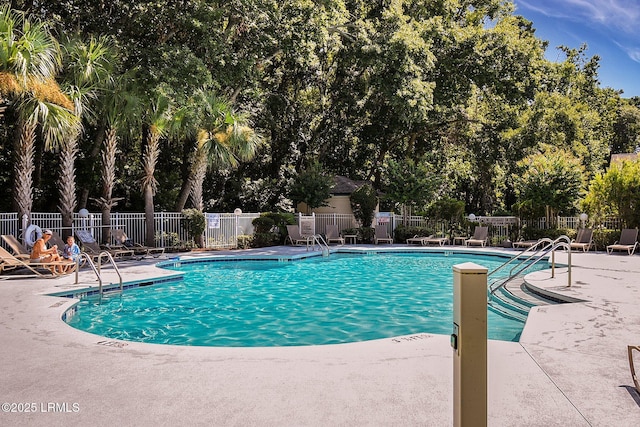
[619,385,640,407]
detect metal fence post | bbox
[160,211,165,248]
[21,214,28,243]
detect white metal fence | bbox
[303,213,357,235]
[521,217,624,230]
[0,211,630,252]
[0,211,261,251]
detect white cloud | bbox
[515,0,640,36]
[623,47,640,63]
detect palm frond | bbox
[0,5,61,86]
[15,94,81,151]
[29,77,74,110]
[61,35,116,87]
[0,71,22,96]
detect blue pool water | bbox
[65,252,546,346]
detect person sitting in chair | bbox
[63,235,81,262]
[30,229,66,274]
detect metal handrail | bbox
[509,236,571,280]
[75,253,101,290]
[97,251,123,293]
[488,238,554,278]
[74,251,123,296]
[489,235,571,278]
[489,237,572,295]
[307,234,330,256]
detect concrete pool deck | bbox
[1,246,639,426]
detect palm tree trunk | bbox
[58,136,79,239]
[14,120,37,223]
[142,131,160,247]
[174,180,192,212]
[100,126,118,243]
[79,122,107,209]
[188,149,208,248]
[174,141,195,212]
[189,147,208,211]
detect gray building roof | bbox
[331,176,369,195]
[610,153,639,164]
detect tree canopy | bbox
[1,1,639,219]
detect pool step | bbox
[489,290,530,323]
[488,276,558,323]
[504,279,559,306]
[488,301,528,323]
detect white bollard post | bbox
[452,262,488,427]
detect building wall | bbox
[297,195,380,224]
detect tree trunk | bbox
[101,208,112,244]
[58,136,79,239]
[100,126,118,243]
[78,122,107,209]
[174,179,192,212]
[174,139,196,212]
[187,148,208,248]
[142,131,160,247]
[144,184,155,246]
[189,147,208,211]
[14,120,37,223]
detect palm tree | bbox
[0,5,60,110]
[175,91,261,212]
[57,35,116,236]
[0,6,78,222]
[141,93,171,247]
[90,73,140,244]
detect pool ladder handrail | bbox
[307,234,330,256]
[488,236,572,295]
[488,238,554,278]
[74,251,123,296]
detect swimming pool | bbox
[65,252,547,346]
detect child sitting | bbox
[63,235,81,262]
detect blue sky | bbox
[512,0,640,98]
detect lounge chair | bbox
[47,231,71,257]
[112,229,165,257]
[1,234,32,259]
[285,225,312,246]
[607,229,638,255]
[0,246,75,278]
[424,235,449,246]
[0,259,18,274]
[374,225,393,244]
[629,345,640,394]
[325,225,345,245]
[406,234,430,245]
[570,228,595,252]
[465,226,488,247]
[75,229,135,261]
[512,239,538,250]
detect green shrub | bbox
[350,183,378,227]
[342,227,375,243]
[155,231,182,249]
[393,224,432,242]
[251,213,295,246]
[593,229,621,249]
[251,232,276,248]
[262,212,295,241]
[237,235,253,249]
[181,209,206,247]
[252,216,276,233]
